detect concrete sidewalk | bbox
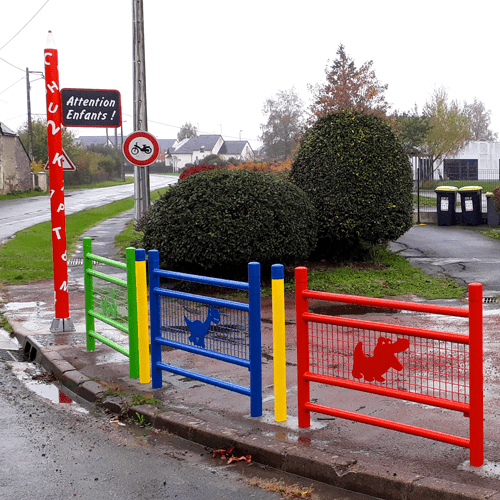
[3,218,500,500]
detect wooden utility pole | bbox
[132,0,150,220]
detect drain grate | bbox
[484,297,499,304]
[68,258,107,267]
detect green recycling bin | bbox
[486,192,500,225]
[458,186,483,226]
[435,186,458,226]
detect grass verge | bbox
[292,247,465,300]
[0,188,166,285]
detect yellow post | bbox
[272,264,287,421]
[135,249,151,384]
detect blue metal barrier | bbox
[148,250,262,417]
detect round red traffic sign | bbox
[123,131,160,166]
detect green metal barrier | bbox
[83,237,139,378]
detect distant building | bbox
[0,121,32,195]
[77,135,178,164]
[77,134,255,172]
[168,135,254,169]
[218,141,254,162]
[444,141,500,181]
[412,141,500,182]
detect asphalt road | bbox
[389,223,500,296]
[0,358,379,500]
[0,175,178,244]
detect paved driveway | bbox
[389,224,500,296]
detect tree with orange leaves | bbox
[308,44,390,123]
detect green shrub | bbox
[290,111,413,259]
[139,169,317,277]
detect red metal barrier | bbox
[295,266,484,467]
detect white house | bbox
[218,141,254,162]
[170,135,224,169]
[412,141,500,182]
[444,141,500,180]
[168,135,254,169]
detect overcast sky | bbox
[1,0,499,151]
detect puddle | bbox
[10,361,88,413]
[260,427,331,450]
[0,328,20,350]
[2,301,45,311]
[95,349,128,365]
[250,411,326,431]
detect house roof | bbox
[0,122,16,136]
[77,136,114,147]
[158,139,177,152]
[174,135,222,154]
[218,141,251,156]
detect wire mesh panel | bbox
[159,295,250,359]
[295,266,484,466]
[92,276,129,327]
[308,322,469,404]
[83,237,140,379]
[148,249,262,417]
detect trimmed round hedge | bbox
[290,111,413,259]
[139,169,317,276]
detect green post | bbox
[126,246,140,379]
[83,237,95,351]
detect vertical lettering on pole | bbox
[45,34,70,320]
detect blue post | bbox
[148,250,163,389]
[248,261,262,417]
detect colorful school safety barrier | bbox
[148,250,263,417]
[295,266,484,467]
[83,237,149,380]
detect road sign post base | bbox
[50,317,76,333]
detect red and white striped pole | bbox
[44,31,74,333]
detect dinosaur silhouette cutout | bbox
[352,337,409,382]
[185,306,221,348]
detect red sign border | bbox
[123,131,160,166]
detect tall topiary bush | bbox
[139,169,317,277]
[290,111,413,259]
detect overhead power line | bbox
[0,0,51,52]
[0,76,25,95]
[0,56,24,72]
[123,114,259,142]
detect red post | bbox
[295,266,311,428]
[468,282,484,466]
[44,32,74,333]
